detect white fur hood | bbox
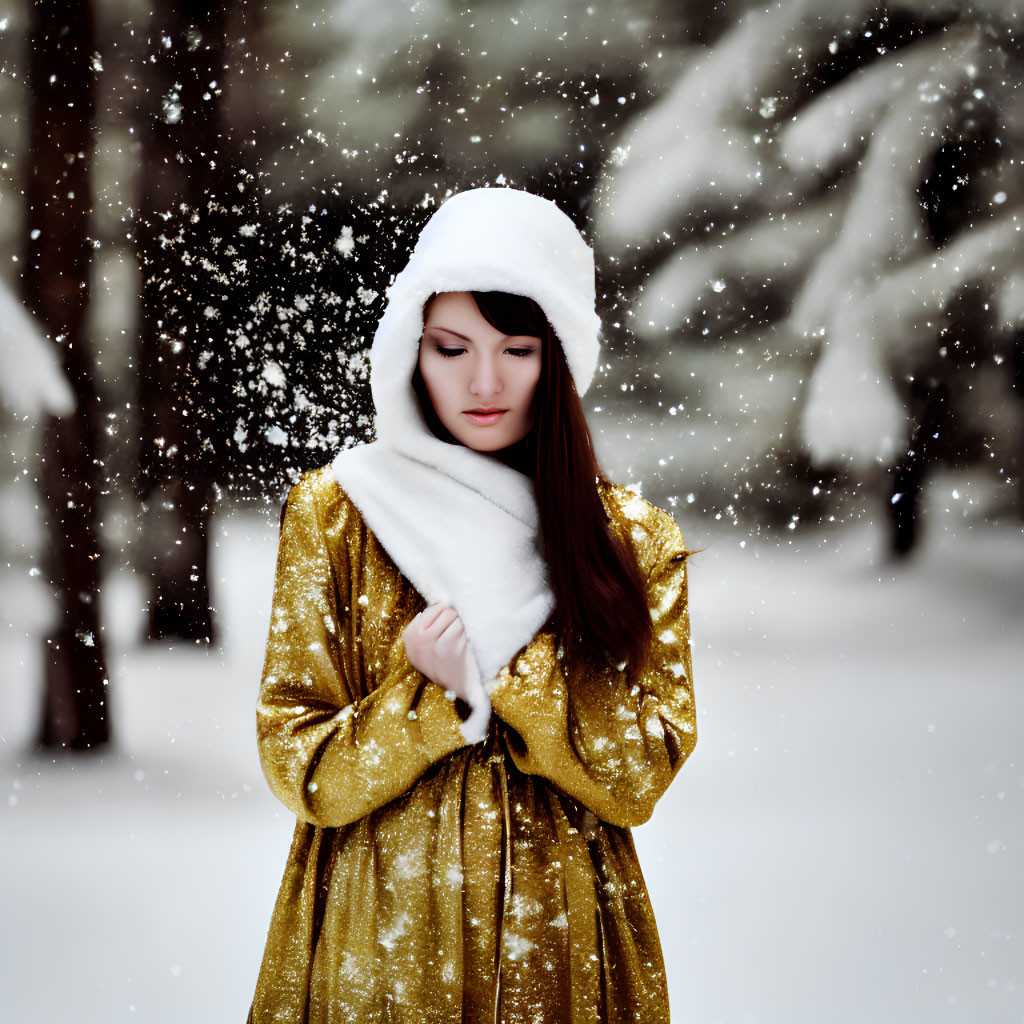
[332,187,600,742]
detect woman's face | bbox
[418,291,542,452]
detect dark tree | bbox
[23,0,110,749]
[135,0,236,643]
[886,121,1010,557]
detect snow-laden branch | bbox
[997,271,1024,331]
[597,0,1020,478]
[858,209,1020,333]
[594,0,875,251]
[777,26,985,182]
[800,210,1022,468]
[597,0,1014,255]
[0,280,75,418]
[633,189,846,340]
[799,312,909,468]
[789,24,997,337]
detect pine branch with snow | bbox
[0,279,75,418]
[596,0,1023,478]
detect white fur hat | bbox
[369,187,601,443]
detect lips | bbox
[463,408,508,425]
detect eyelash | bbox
[434,345,535,359]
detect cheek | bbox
[416,354,437,409]
[520,362,542,406]
[419,353,456,411]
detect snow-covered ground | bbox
[2,473,1022,1024]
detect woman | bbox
[248,187,696,1023]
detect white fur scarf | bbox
[332,438,554,740]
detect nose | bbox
[468,352,502,398]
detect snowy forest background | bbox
[1,0,1022,1021]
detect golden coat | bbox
[248,465,696,1023]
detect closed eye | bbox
[506,347,536,358]
[435,345,465,358]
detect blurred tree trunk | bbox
[23,0,110,749]
[136,1,233,643]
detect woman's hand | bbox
[403,603,482,705]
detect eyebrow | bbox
[428,326,473,342]
[427,325,538,344]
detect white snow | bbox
[261,360,287,389]
[2,477,1023,1022]
[334,226,356,257]
[0,279,76,418]
[998,270,1024,329]
[801,326,908,468]
[639,491,1024,1023]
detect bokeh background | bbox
[1,0,1022,1021]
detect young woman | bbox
[248,187,696,1024]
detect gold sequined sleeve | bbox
[256,474,470,829]
[489,513,696,829]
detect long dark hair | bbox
[413,291,654,677]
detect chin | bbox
[463,436,517,453]
[448,422,531,453]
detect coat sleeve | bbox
[488,521,696,829]
[256,476,470,829]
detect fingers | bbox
[419,603,459,639]
[434,620,467,658]
[436,613,464,641]
[405,604,444,644]
[410,602,444,630]
[406,604,469,689]
[433,610,465,654]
